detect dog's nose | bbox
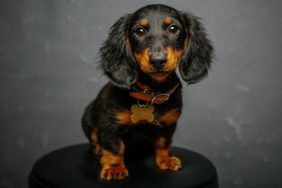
[150,55,167,69]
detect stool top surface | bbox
[29,144,218,188]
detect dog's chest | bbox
[115,102,181,127]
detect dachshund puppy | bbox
[82,4,213,181]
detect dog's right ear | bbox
[99,14,138,89]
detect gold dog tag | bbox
[131,104,154,124]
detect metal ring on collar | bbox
[137,99,149,107]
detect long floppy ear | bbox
[99,14,138,89]
[179,12,214,85]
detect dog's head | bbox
[100,4,213,88]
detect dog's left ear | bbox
[179,12,214,85]
[99,14,138,89]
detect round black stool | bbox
[28,144,218,188]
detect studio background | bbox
[1,0,282,187]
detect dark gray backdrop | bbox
[1,0,282,187]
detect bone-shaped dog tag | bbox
[131,104,155,123]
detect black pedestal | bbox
[28,144,218,188]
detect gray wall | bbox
[1,0,282,187]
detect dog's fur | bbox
[82,4,213,181]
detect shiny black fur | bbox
[82,4,213,156]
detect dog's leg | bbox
[155,136,182,171]
[90,130,102,155]
[98,137,128,181]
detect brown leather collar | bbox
[130,82,179,104]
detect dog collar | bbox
[130,82,179,105]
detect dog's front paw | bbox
[156,156,182,171]
[100,165,129,181]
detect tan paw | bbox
[157,156,182,171]
[100,165,129,181]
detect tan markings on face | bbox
[159,108,181,125]
[134,49,153,73]
[139,18,149,27]
[151,73,169,82]
[164,16,172,25]
[164,47,183,72]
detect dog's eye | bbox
[134,26,146,37]
[168,25,180,35]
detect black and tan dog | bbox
[82,4,213,181]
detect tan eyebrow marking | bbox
[139,18,149,27]
[164,17,172,25]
